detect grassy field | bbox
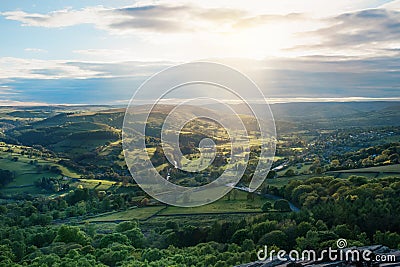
[332,164,400,179]
[337,172,385,179]
[0,157,54,186]
[1,186,45,195]
[264,175,311,188]
[159,190,268,215]
[0,144,80,195]
[74,179,117,190]
[277,164,311,176]
[86,206,165,222]
[86,189,270,222]
[264,164,400,188]
[334,164,400,173]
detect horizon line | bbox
[1,97,400,107]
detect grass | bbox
[1,186,45,195]
[268,164,400,187]
[277,164,310,176]
[334,164,400,173]
[86,206,165,222]
[52,139,109,155]
[265,164,400,188]
[57,165,80,178]
[159,190,268,215]
[0,144,80,192]
[0,155,56,186]
[337,173,378,179]
[88,190,271,222]
[74,179,117,190]
[264,175,312,188]
[332,164,400,179]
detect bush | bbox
[274,199,291,212]
[54,225,90,246]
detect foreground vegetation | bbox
[0,104,399,266]
[0,175,399,266]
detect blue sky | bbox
[0,0,399,105]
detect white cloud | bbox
[0,86,18,97]
[152,0,390,17]
[380,0,400,10]
[285,8,400,57]
[267,97,400,104]
[1,8,101,28]
[0,57,104,79]
[3,3,399,60]
[24,48,47,53]
[73,49,124,56]
[72,49,129,61]
[0,99,48,106]
[1,5,252,34]
[0,57,173,80]
[1,1,400,62]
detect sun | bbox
[220,23,301,59]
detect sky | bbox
[0,0,399,105]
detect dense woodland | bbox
[0,175,399,266]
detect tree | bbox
[296,221,313,237]
[0,244,15,264]
[165,221,178,230]
[315,167,323,174]
[0,169,14,187]
[267,170,276,179]
[98,233,130,248]
[252,221,279,242]
[116,221,138,233]
[125,228,145,248]
[373,231,400,249]
[142,248,163,262]
[261,202,272,212]
[231,229,249,245]
[258,230,288,249]
[331,159,340,169]
[274,199,291,212]
[291,184,314,204]
[66,188,90,205]
[30,254,60,266]
[333,224,352,239]
[54,225,90,246]
[140,197,149,207]
[241,239,255,252]
[50,165,62,175]
[97,246,130,266]
[284,169,295,177]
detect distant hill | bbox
[203,101,400,130]
[3,101,400,157]
[5,110,123,158]
[269,101,400,129]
